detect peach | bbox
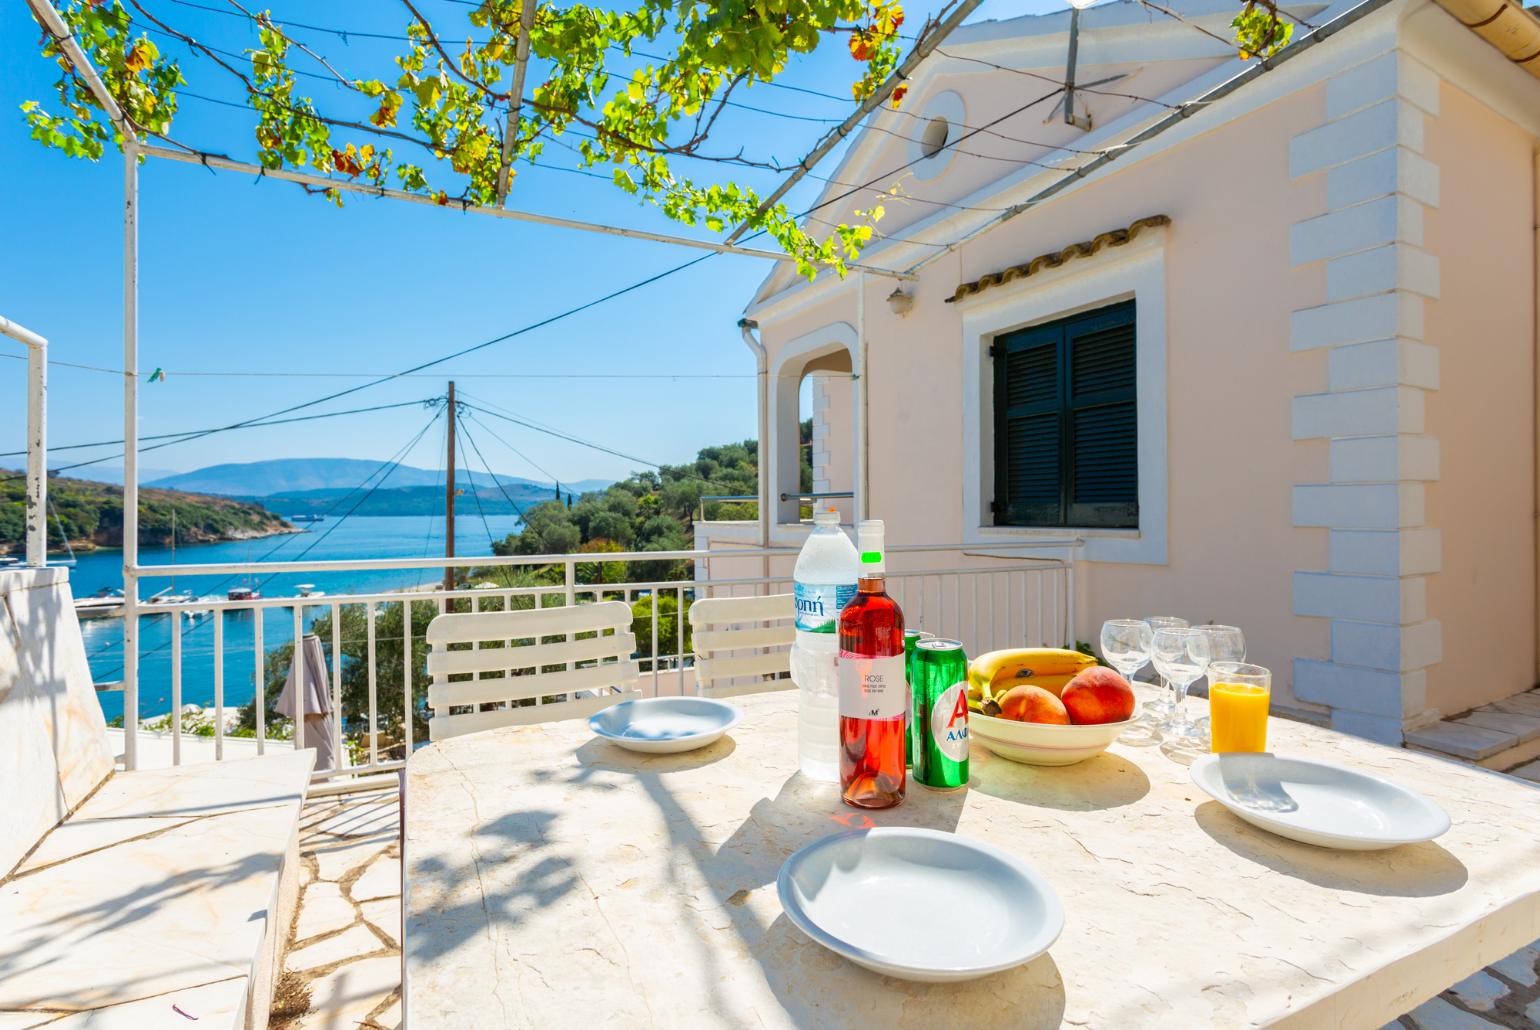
[1061,667,1136,725]
[996,684,1071,725]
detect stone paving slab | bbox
[275,791,402,1030]
[1406,720,1518,760]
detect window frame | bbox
[961,236,1169,565]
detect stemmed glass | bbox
[1142,616,1188,722]
[1100,619,1154,691]
[1190,625,1245,741]
[1150,627,1211,739]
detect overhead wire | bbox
[454,412,530,589]
[0,398,435,461]
[459,406,560,488]
[89,404,445,680]
[131,4,1144,197]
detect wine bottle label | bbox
[838,653,906,719]
[794,582,857,633]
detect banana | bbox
[987,670,1079,699]
[967,648,1097,699]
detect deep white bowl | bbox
[969,705,1140,766]
[588,696,741,754]
[1190,753,1451,850]
[777,827,1064,982]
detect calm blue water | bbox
[75,514,524,722]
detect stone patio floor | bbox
[275,778,1540,1030]
[276,789,401,1030]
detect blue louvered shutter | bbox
[992,300,1137,529]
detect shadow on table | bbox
[565,734,739,780]
[710,770,972,893]
[969,748,1151,812]
[758,912,1069,1028]
[1193,801,1468,897]
[404,806,582,968]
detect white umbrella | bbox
[277,633,341,771]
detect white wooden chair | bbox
[689,592,796,699]
[425,599,640,741]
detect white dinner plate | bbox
[1190,753,1451,851]
[588,697,741,754]
[777,827,1064,982]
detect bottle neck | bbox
[858,571,886,593]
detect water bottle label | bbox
[794,582,856,633]
[838,653,906,719]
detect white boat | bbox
[295,583,326,598]
[75,588,125,619]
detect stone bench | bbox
[0,567,315,1028]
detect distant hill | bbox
[260,483,553,518]
[146,458,609,499]
[0,471,293,554]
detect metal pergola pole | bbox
[123,140,140,769]
[0,315,48,567]
[138,145,917,282]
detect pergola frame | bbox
[23,0,967,767]
[22,0,1405,766]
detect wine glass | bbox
[1142,616,1188,721]
[1100,619,1153,684]
[1194,624,1246,667]
[1151,627,1210,739]
[1190,625,1245,742]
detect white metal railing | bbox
[1,314,47,568]
[119,542,1077,781]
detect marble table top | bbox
[403,688,1540,1029]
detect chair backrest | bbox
[425,599,640,741]
[688,592,796,699]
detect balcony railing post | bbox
[292,604,306,753]
[253,613,265,755]
[170,613,182,766]
[402,598,414,757]
[330,603,342,767]
[366,601,378,766]
[213,610,224,760]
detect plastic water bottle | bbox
[792,509,859,781]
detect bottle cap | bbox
[857,519,885,573]
[813,508,839,527]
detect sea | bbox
[72,514,524,723]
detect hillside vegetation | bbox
[0,471,294,554]
[496,424,810,570]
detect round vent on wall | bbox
[920,115,950,159]
[908,90,965,181]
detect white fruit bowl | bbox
[969,705,1139,766]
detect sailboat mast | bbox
[444,381,456,594]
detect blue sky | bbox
[0,0,1035,485]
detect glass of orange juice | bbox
[1208,662,1271,753]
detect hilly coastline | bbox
[0,471,294,555]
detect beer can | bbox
[903,629,932,767]
[909,638,969,790]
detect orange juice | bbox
[1209,682,1269,752]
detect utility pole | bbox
[444,381,456,593]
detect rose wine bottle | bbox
[838,519,906,809]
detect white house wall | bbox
[745,1,1540,737]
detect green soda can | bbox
[903,629,930,767]
[909,638,970,791]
